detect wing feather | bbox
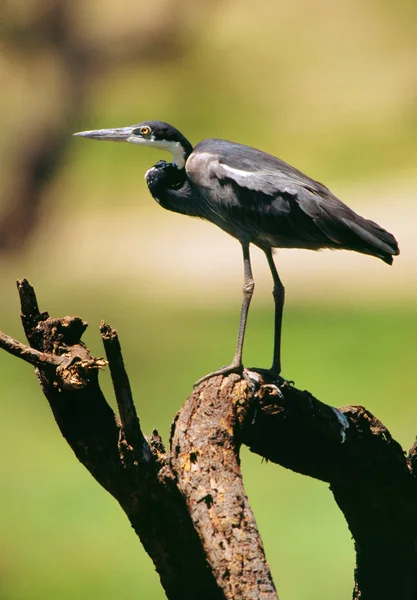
[185,139,399,260]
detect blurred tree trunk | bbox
[0,278,416,599]
[1,0,194,252]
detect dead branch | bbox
[100,321,151,464]
[1,278,416,600]
[171,375,277,599]
[241,382,417,599]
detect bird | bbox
[74,121,400,385]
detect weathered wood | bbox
[242,381,417,600]
[0,279,415,599]
[100,321,151,464]
[0,329,61,368]
[14,279,226,600]
[171,375,278,600]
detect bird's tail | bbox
[342,216,400,264]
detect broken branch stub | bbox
[0,279,415,599]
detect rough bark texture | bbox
[171,376,277,600]
[242,383,417,600]
[1,279,416,600]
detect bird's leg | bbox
[233,243,255,365]
[194,243,254,386]
[264,248,285,375]
[245,249,290,389]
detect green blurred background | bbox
[1,0,416,598]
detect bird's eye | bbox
[132,125,151,136]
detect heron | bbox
[74,121,400,384]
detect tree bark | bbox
[0,278,416,599]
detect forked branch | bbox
[0,279,415,600]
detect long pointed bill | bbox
[73,127,135,142]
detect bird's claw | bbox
[193,363,244,387]
[193,364,294,391]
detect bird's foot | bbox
[194,362,245,387]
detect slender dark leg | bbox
[264,248,285,375]
[232,243,255,366]
[194,243,255,385]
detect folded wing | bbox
[186,139,399,263]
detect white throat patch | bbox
[147,139,186,168]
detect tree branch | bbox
[12,279,227,600]
[0,329,61,368]
[1,279,416,600]
[100,321,151,464]
[171,375,278,600]
[240,380,417,600]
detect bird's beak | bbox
[73,127,135,142]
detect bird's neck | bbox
[170,134,193,169]
[170,143,188,169]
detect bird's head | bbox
[74,120,193,168]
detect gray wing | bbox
[186,139,399,261]
[186,139,318,197]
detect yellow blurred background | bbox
[1,0,416,598]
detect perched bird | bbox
[74,121,400,384]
